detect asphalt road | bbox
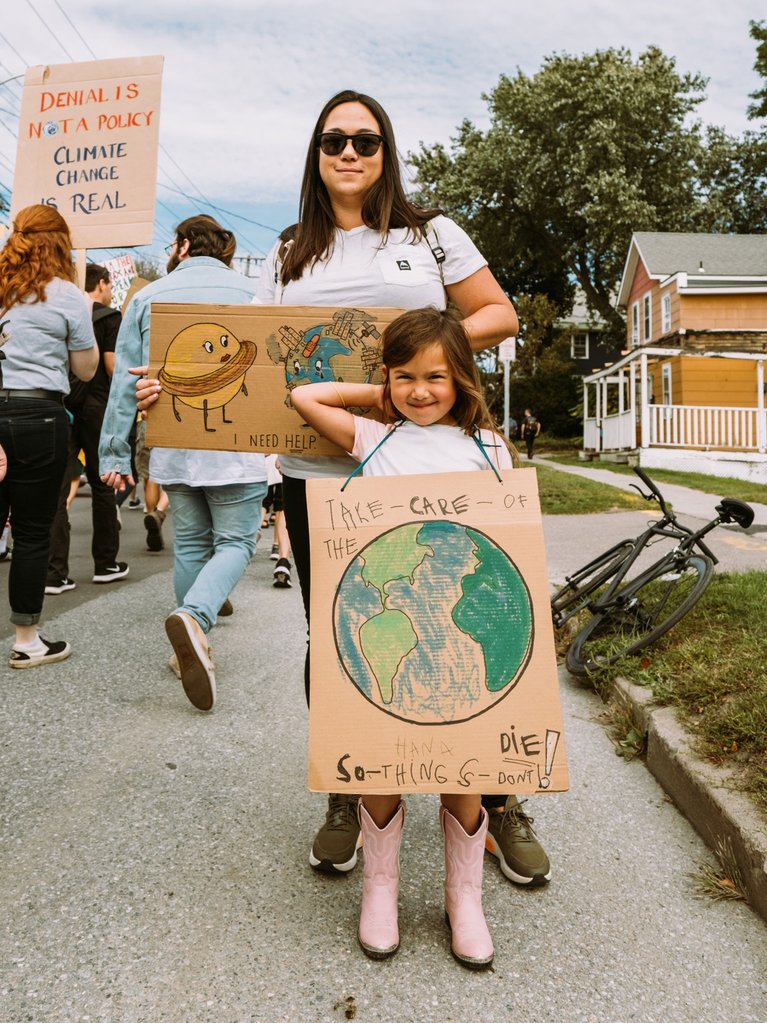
[1,490,766,1022]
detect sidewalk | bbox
[1,537,766,1023]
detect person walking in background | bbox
[45,263,128,595]
[293,307,515,967]
[0,205,98,666]
[101,215,267,712]
[521,408,541,459]
[255,89,549,894]
[263,455,292,588]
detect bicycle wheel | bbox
[551,540,634,627]
[566,553,714,675]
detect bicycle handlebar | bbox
[631,465,671,515]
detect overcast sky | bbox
[0,0,763,264]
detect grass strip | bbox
[577,571,767,816]
[534,462,646,515]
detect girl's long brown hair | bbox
[281,90,441,283]
[381,308,519,463]
[0,204,75,308]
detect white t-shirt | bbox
[351,418,512,479]
[256,215,486,480]
[1,277,96,394]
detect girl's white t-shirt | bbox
[256,215,486,480]
[350,418,512,478]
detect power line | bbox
[53,0,98,60]
[0,32,30,67]
[25,0,77,61]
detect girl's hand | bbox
[130,365,161,417]
[0,443,7,482]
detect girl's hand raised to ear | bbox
[291,381,384,453]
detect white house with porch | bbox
[582,232,767,484]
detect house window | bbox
[571,332,589,359]
[662,364,672,405]
[631,302,639,347]
[661,292,671,333]
[643,293,652,342]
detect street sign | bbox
[498,337,516,362]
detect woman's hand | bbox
[0,443,7,482]
[130,365,161,417]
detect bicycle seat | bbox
[716,498,755,529]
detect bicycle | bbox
[550,466,755,676]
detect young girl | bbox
[291,307,516,970]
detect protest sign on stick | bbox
[307,469,568,795]
[11,56,163,249]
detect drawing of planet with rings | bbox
[333,521,533,724]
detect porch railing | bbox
[583,410,635,451]
[649,404,767,451]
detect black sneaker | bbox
[45,577,76,595]
[273,558,292,587]
[309,794,361,873]
[92,563,130,584]
[9,637,71,669]
[270,543,279,560]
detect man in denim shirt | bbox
[99,214,267,712]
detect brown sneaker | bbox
[144,509,165,551]
[165,611,215,711]
[485,797,551,886]
[309,794,361,874]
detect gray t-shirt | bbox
[0,277,96,394]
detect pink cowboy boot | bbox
[357,800,405,959]
[441,805,494,969]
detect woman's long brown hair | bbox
[0,204,75,308]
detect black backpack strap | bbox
[92,305,120,325]
[423,220,446,287]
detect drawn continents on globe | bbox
[266,308,383,403]
[333,521,534,725]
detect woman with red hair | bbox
[0,204,97,667]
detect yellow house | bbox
[582,232,767,483]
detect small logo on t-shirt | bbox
[396,260,411,271]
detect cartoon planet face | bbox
[159,323,256,410]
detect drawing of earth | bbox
[333,521,534,724]
[266,309,382,398]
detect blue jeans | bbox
[0,398,69,626]
[165,482,266,634]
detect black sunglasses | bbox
[316,132,384,157]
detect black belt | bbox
[0,388,64,402]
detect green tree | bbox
[133,257,163,282]
[411,47,710,335]
[696,126,767,233]
[748,20,767,120]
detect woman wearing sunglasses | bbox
[256,90,549,955]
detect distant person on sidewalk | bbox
[46,263,128,595]
[101,214,267,712]
[521,408,541,460]
[0,205,98,667]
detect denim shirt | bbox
[99,257,266,484]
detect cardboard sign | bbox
[103,254,137,310]
[11,56,163,248]
[146,304,404,457]
[307,469,568,795]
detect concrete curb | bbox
[609,674,767,922]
